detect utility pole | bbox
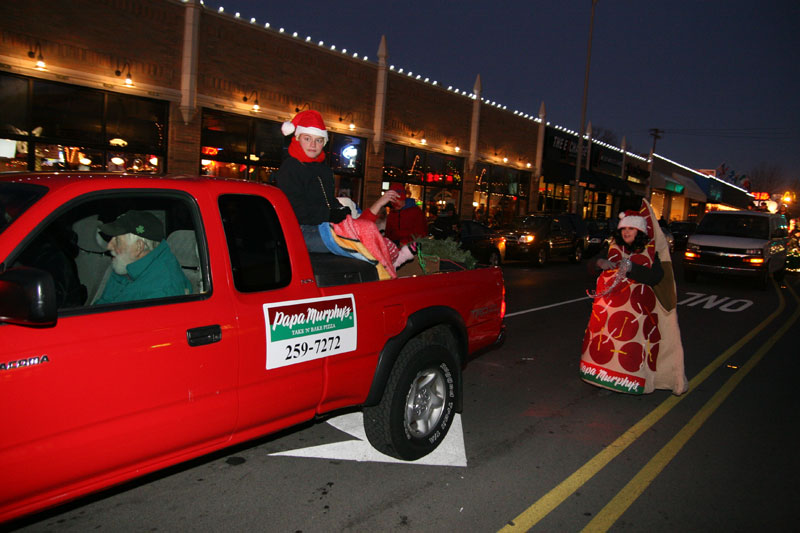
[571,0,599,216]
[645,128,663,199]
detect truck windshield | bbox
[0,183,48,235]
[697,214,769,239]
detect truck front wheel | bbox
[364,338,459,461]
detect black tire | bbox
[569,245,583,263]
[684,269,698,282]
[363,333,460,461]
[533,247,548,267]
[488,250,501,267]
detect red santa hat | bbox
[281,109,328,143]
[618,210,647,233]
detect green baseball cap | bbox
[100,210,164,241]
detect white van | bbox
[683,210,788,289]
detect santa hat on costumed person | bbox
[281,110,328,142]
[618,210,647,233]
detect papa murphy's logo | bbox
[580,360,645,394]
[263,295,358,370]
[268,298,354,341]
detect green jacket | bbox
[95,241,191,305]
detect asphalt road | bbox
[10,257,799,532]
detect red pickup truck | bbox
[0,173,505,523]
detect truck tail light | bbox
[746,257,764,265]
[684,251,698,260]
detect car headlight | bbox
[519,235,534,244]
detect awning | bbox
[667,173,706,202]
[650,172,706,202]
[542,160,576,185]
[583,170,634,196]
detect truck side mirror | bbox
[0,267,58,326]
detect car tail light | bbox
[684,250,698,259]
[500,285,506,319]
[745,257,764,265]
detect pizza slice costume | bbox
[580,200,688,395]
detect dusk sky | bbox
[210,0,799,185]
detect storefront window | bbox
[32,82,104,144]
[0,72,167,173]
[472,163,529,225]
[381,143,463,218]
[537,182,572,212]
[106,93,167,152]
[0,75,28,137]
[201,109,286,184]
[0,138,28,172]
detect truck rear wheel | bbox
[364,335,459,460]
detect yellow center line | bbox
[583,283,800,531]
[499,281,788,532]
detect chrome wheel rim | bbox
[404,368,447,438]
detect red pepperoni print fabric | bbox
[580,200,688,395]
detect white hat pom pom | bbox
[281,121,295,136]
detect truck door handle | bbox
[187,325,222,346]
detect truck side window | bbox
[219,194,291,292]
[9,191,205,309]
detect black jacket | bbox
[273,157,343,225]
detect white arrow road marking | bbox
[269,412,467,467]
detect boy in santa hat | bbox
[273,109,416,270]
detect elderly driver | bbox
[94,210,191,304]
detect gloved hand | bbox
[596,258,616,270]
[618,257,632,275]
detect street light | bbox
[571,0,599,216]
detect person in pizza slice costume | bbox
[580,200,688,395]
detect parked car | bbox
[585,218,614,257]
[459,220,506,266]
[683,210,788,289]
[501,212,588,266]
[658,219,676,254]
[668,220,697,250]
[0,173,506,522]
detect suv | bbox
[502,212,588,266]
[683,210,788,289]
